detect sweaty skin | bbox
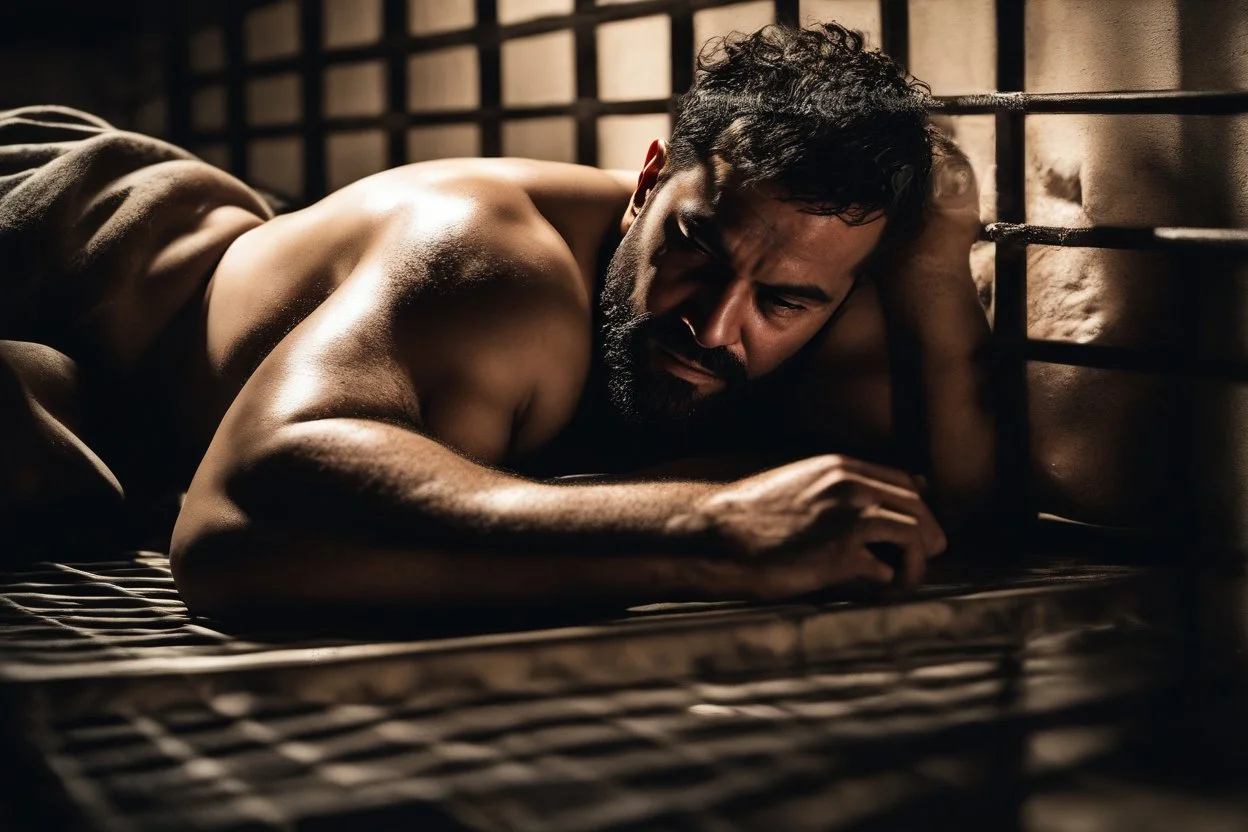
[167,139,992,617]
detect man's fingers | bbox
[810,471,946,557]
[853,553,895,585]
[834,456,921,491]
[854,507,928,588]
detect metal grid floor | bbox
[0,552,1144,669]
[5,550,1239,831]
[0,555,276,666]
[29,623,1215,832]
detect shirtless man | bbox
[3,25,992,612]
[168,23,992,616]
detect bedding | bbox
[0,105,270,367]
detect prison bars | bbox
[938,89,1248,116]
[954,0,1248,547]
[989,0,1033,535]
[984,224,1248,251]
[166,0,1248,538]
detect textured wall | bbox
[58,0,1248,539]
[915,0,1248,539]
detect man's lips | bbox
[656,343,719,381]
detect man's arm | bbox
[874,132,996,532]
[754,134,995,537]
[172,216,942,617]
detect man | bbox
[171,22,993,616]
[4,24,993,613]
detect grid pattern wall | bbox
[158,0,1248,539]
[167,0,903,201]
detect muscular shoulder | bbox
[363,179,592,461]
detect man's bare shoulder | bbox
[335,170,594,461]
[348,157,631,199]
[333,158,632,278]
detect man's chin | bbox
[624,374,739,438]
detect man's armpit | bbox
[390,233,589,466]
[418,377,521,466]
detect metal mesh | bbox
[27,619,1231,832]
[0,556,277,666]
[5,553,1219,830]
[0,552,1142,670]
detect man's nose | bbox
[685,279,748,349]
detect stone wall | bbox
[913,0,1248,540]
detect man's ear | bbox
[630,138,668,217]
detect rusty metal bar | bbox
[993,0,1034,535]
[986,223,1248,252]
[938,89,1248,115]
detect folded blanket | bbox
[0,105,272,370]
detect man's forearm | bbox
[880,256,996,531]
[173,417,729,614]
[171,523,753,616]
[231,417,719,553]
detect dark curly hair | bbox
[665,23,934,244]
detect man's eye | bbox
[670,230,703,254]
[664,219,705,256]
[760,293,805,313]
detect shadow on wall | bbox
[1178,2,1248,548]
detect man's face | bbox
[600,156,887,434]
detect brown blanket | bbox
[0,105,272,370]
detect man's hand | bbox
[677,455,947,597]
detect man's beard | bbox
[598,224,751,446]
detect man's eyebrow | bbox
[677,209,835,304]
[761,282,833,304]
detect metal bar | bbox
[671,0,695,128]
[1011,339,1248,385]
[185,98,680,141]
[993,0,1034,535]
[383,0,409,168]
[178,76,1248,121]
[878,2,925,474]
[879,0,909,70]
[298,0,326,200]
[938,89,1248,115]
[775,0,801,27]
[223,1,247,180]
[574,0,599,166]
[477,0,502,157]
[986,223,1248,252]
[165,6,191,150]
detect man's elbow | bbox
[170,514,268,619]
